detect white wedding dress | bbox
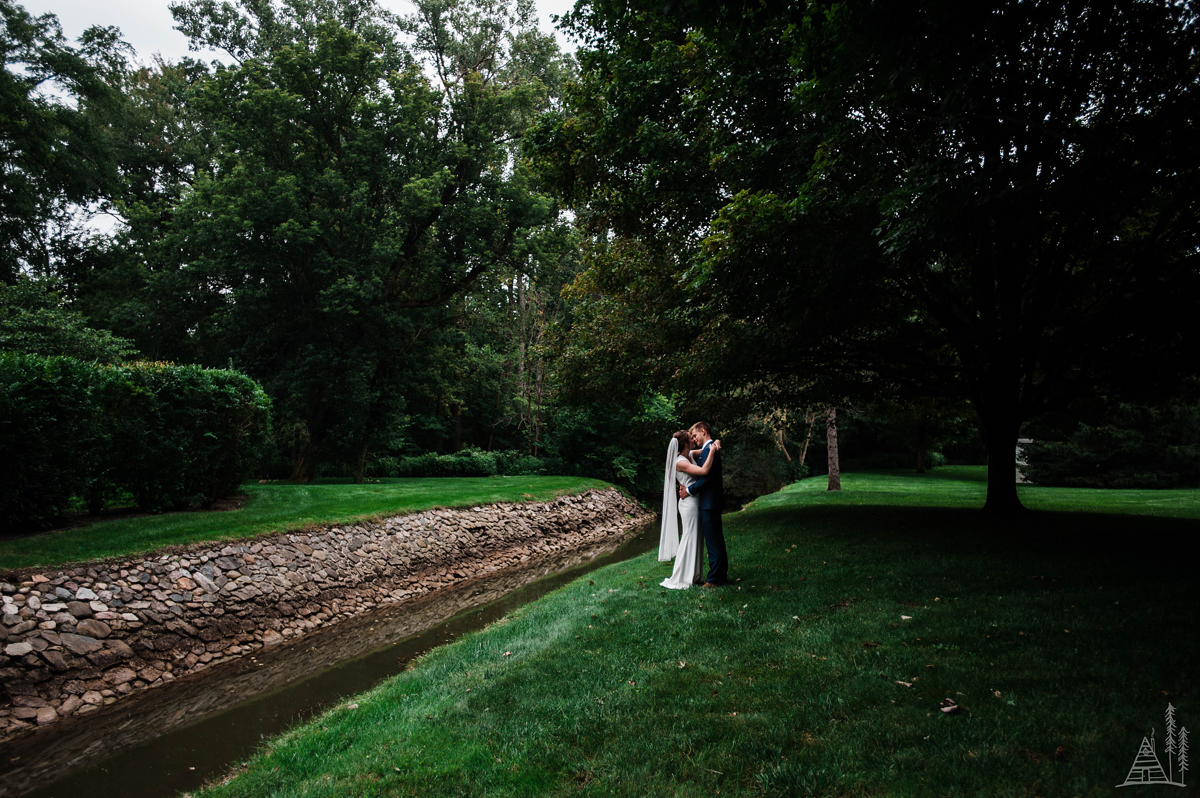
[661,457,702,589]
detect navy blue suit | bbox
[687,440,728,584]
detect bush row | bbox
[374,448,555,479]
[1023,402,1200,489]
[0,353,272,530]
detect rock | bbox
[75,587,97,601]
[54,587,73,600]
[176,577,196,591]
[11,695,46,708]
[105,639,135,659]
[261,629,283,646]
[31,574,49,584]
[103,667,137,686]
[66,601,93,619]
[41,649,69,672]
[59,632,104,656]
[75,619,111,638]
[4,641,32,657]
[137,667,162,683]
[12,707,38,720]
[81,691,104,705]
[59,695,83,715]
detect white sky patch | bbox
[20,0,579,64]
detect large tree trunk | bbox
[976,389,1024,515]
[826,406,841,491]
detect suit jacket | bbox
[687,439,725,510]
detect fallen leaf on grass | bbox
[993,690,1002,698]
[939,698,961,714]
[863,641,880,649]
[678,660,687,669]
[901,615,913,620]
[896,681,913,688]
[347,703,359,710]
[503,652,512,657]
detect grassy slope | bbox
[194,466,1200,797]
[0,476,611,573]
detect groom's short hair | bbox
[689,421,712,438]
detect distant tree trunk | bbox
[826,406,841,491]
[352,435,370,484]
[777,426,792,461]
[290,443,319,483]
[916,417,927,474]
[797,407,818,468]
[451,405,464,453]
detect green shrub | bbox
[721,420,794,503]
[0,355,272,530]
[101,363,273,511]
[382,448,556,479]
[0,353,106,529]
[1023,402,1200,489]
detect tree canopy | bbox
[530,0,1200,511]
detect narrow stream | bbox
[2,522,658,798]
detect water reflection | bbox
[1,523,657,798]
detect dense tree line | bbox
[6,0,1196,517]
[1,0,745,508]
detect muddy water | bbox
[1,522,657,798]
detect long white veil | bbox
[658,436,680,561]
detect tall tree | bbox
[0,0,128,281]
[532,0,1200,512]
[102,0,570,480]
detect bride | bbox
[658,429,721,590]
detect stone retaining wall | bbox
[0,488,646,742]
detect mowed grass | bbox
[0,476,610,572]
[193,467,1200,797]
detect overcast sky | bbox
[20,0,580,64]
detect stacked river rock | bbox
[0,488,646,741]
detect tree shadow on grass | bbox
[752,501,1199,579]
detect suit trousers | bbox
[699,508,728,584]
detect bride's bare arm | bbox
[675,440,721,476]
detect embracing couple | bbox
[658,422,729,590]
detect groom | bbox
[678,421,728,587]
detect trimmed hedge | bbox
[0,354,272,530]
[376,448,556,478]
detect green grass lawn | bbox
[0,476,611,573]
[192,466,1200,797]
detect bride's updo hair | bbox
[672,429,691,454]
